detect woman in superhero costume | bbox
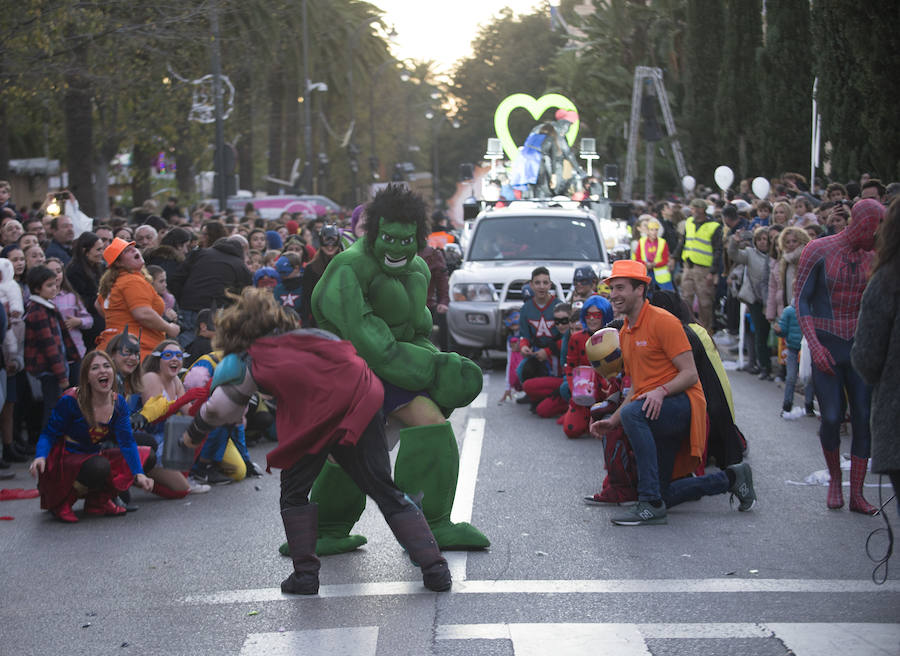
[182,287,451,594]
[30,349,155,522]
[301,184,489,556]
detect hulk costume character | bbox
[301,185,488,554]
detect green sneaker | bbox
[610,500,667,526]
[727,462,756,511]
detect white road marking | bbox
[770,622,900,656]
[181,578,900,605]
[438,623,649,655]
[240,626,378,655]
[452,417,486,527]
[471,392,487,408]
[437,622,900,656]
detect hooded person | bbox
[300,225,341,327]
[291,184,488,557]
[794,198,884,514]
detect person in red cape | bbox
[181,287,451,595]
[29,350,154,522]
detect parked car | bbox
[447,201,612,354]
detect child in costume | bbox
[305,184,487,556]
[183,287,451,594]
[561,295,614,438]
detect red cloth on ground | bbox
[248,331,384,470]
[0,488,40,500]
[38,441,151,511]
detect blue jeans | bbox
[783,347,816,409]
[619,393,729,507]
[813,332,871,457]
[199,425,251,463]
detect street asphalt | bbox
[1,359,898,655]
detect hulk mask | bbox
[373,218,418,275]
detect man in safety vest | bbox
[633,218,673,291]
[676,198,723,333]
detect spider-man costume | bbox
[794,198,884,514]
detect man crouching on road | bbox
[590,260,756,525]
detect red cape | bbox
[248,332,384,470]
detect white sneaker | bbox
[187,478,211,494]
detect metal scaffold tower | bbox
[623,66,689,201]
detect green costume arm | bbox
[314,256,437,391]
[313,234,482,409]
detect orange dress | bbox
[96,271,166,359]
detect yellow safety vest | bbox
[637,237,671,284]
[683,217,719,267]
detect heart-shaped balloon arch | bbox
[493,93,579,162]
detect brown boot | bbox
[386,507,452,592]
[280,504,320,595]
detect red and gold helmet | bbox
[585,327,623,379]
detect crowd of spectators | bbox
[0,184,390,518]
[505,172,899,520]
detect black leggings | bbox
[77,433,159,490]
[279,411,410,519]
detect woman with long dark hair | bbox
[66,231,106,347]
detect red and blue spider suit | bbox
[793,198,884,515]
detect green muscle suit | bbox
[291,186,488,555]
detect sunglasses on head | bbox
[152,349,183,360]
[554,317,570,325]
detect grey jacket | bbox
[851,267,900,473]
[727,239,770,305]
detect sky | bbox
[370,0,548,74]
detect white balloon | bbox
[752,176,770,199]
[682,175,696,192]
[714,165,734,191]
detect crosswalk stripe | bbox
[181,577,900,605]
[240,626,378,656]
[437,623,900,656]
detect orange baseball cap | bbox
[103,237,135,267]
[603,259,651,285]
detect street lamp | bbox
[346,17,397,204]
[426,110,460,208]
[368,59,401,186]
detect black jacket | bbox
[169,239,251,311]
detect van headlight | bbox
[452,283,496,302]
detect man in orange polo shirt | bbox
[590,260,756,525]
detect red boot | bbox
[822,448,843,509]
[83,490,127,517]
[849,456,877,515]
[50,489,79,523]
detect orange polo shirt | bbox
[621,300,707,477]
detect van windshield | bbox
[468,216,603,262]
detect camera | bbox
[55,191,69,203]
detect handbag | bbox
[737,267,757,305]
